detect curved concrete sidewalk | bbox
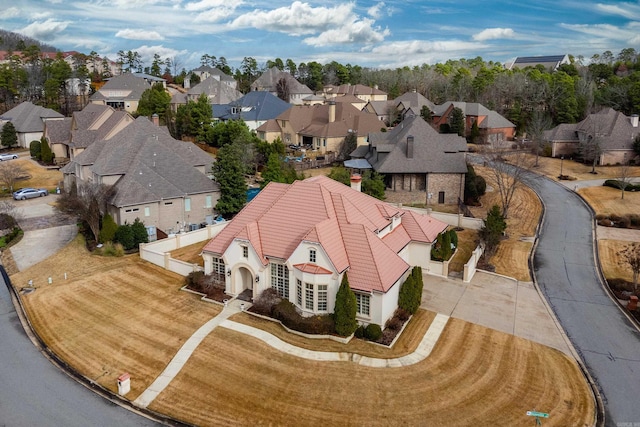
[10,224,77,271]
[134,298,449,409]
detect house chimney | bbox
[184,77,191,89]
[350,174,362,192]
[329,100,336,123]
[151,113,159,126]
[407,135,414,159]
[631,114,639,128]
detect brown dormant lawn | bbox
[149,318,594,427]
[11,236,221,399]
[13,157,63,190]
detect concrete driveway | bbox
[422,272,572,355]
[9,194,77,271]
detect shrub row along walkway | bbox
[134,298,450,409]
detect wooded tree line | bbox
[1,33,638,134]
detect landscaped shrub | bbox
[364,323,382,341]
[398,266,423,315]
[99,213,118,243]
[616,216,630,229]
[131,218,149,246]
[29,140,41,160]
[448,229,458,249]
[396,308,410,322]
[609,214,622,223]
[252,288,281,316]
[354,325,365,339]
[272,300,334,335]
[185,271,205,292]
[99,241,125,257]
[0,213,17,229]
[114,224,135,250]
[595,214,608,221]
[40,137,53,164]
[630,214,640,227]
[603,180,640,191]
[598,218,613,227]
[385,316,402,331]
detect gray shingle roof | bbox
[394,91,435,113]
[65,117,218,207]
[0,102,64,132]
[90,73,151,102]
[251,67,313,95]
[187,76,243,104]
[44,117,72,144]
[355,116,467,174]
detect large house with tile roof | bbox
[251,67,314,105]
[89,73,153,113]
[363,90,436,126]
[202,175,448,327]
[431,101,515,145]
[61,116,219,236]
[544,108,640,164]
[351,115,468,206]
[0,102,65,148]
[212,91,291,131]
[45,104,134,164]
[321,84,388,103]
[256,100,384,153]
[190,66,237,90]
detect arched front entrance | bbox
[231,266,255,300]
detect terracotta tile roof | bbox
[203,175,447,293]
[293,263,333,274]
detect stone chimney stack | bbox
[631,114,639,128]
[151,113,159,126]
[329,100,336,123]
[407,135,414,159]
[350,174,362,192]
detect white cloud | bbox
[367,2,385,19]
[115,29,164,40]
[184,0,233,11]
[0,7,21,19]
[473,28,515,41]
[229,1,355,36]
[19,19,71,41]
[560,22,640,42]
[304,19,390,46]
[596,2,640,20]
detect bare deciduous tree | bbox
[478,148,536,219]
[526,109,552,167]
[618,154,632,199]
[620,243,640,293]
[55,182,116,243]
[0,161,27,192]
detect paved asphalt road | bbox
[525,173,640,427]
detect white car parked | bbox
[0,153,18,161]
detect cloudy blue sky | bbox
[1,0,638,70]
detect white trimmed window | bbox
[144,206,150,217]
[355,293,370,316]
[271,263,289,298]
[305,283,314,310]
[296,279,302,305]
[212,257,225,282]
[309,248,316,263]
[185,198,191,212]
[205,195,212,208]
[317,284,327,312]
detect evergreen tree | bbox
[1,121,17,149]
[334,274,357,336]
[29,139,41,160]
[261,152,285,188]
[213,142,247,217]
[40,137,53,164]
[337,131,357,160]
[362,170,386,200]
[131,218,149,246]
[99,213,118,243]
[114,224,135,250]
[479,205,507,258]
[398,273,415,313]
[469,121,480,143]
[328,165,351,186]
[449,107,466,136]
[137,82,171,118]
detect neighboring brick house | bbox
[44,104,134,164]
[351,115,467,206]
[201,175,447,327]
[251,67,313,105]
[61,116,220,238]
[256,100,383,153]
[171,76,243,112]
[544,108,640,164]
[89,73,153,113]
[321,84,388,103]
[431,101,515,145]
[212,91,291,131]
[0,102,64,148]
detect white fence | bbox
[463,244,484,282]
[399,206,484,230]
[428,260,448,277]
[139,222,229,276]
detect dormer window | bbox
[309,249,316,263]
[242,246,248,258]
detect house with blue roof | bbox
[212,91,292,131]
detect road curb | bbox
[525,174,605,427]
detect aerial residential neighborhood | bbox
[0,16,639,427]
